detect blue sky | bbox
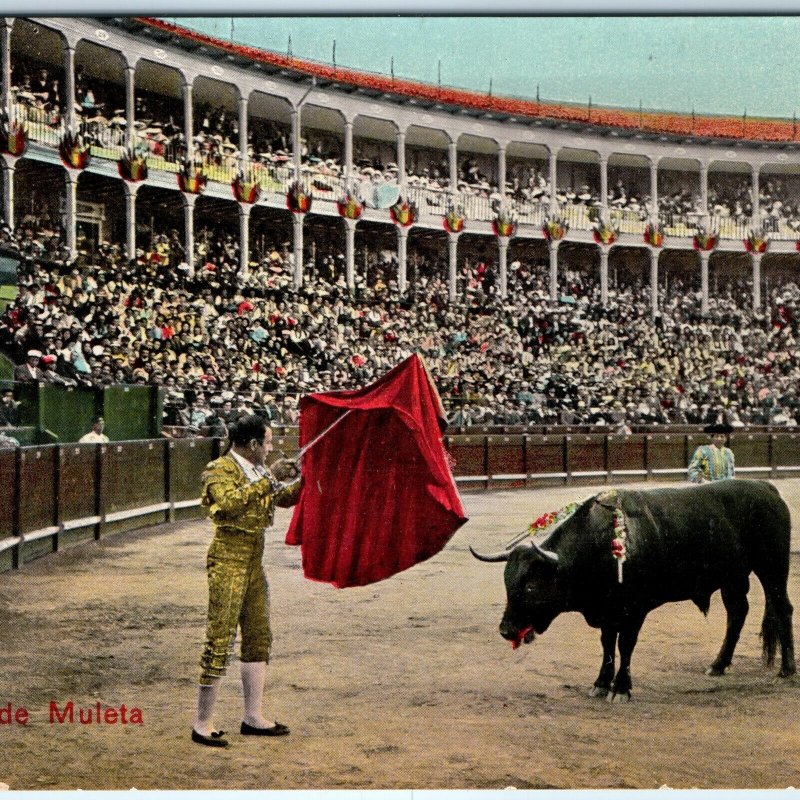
[175,16,800,120]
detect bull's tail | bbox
[761,596,779,667]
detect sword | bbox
[270,409,353,471]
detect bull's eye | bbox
[525,583,536,594]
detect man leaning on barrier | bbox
[192,414,301,748]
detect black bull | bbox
[471,480,796,701]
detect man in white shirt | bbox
[78,416,110,443]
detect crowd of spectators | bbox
[2,214,800,437]
[11,60,64,126]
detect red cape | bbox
[285,354,467,588]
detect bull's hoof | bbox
[705,665,726,676]
[778,665,797,678]
[589,685,609,699]
[606,690,631,703]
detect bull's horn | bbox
[529,540,560,564]
[469,545,511,563]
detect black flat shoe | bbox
[240,720,290,737]
[191,728,230,747]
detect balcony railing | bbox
[407,185,450,217]
[515,199,547,227]
[560,203,596,232]
[11,110,800,244]
[611,207,647,235]
[12,102,62,147]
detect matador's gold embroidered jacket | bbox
[201,454,301,533]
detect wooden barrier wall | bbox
[2,430,800,574]
[0,438,219,573]
[444,431,800,489]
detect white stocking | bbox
[240,661,273,727]
[193,679,222,736]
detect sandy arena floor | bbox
[1,480,799,790]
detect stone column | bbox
[343,119,353,190]
[123,182,138,262]
[498,236,509,299]
[238,93,249,175]
[699,163,708,216]
[124,65,136,150]
[649,247,660,320]
[344,217,356,289]
[1,156,14,228]
[290,107,301,183]
[396,129,406,194]
[63,44,76,132]
[0,21,12,115]
[448,232,459,302]
[292,214,304,288]
[599,246,609,306]
[448,140,458,197]
[751,164,760,228]
[239,203,251,278]
[752,252,762,311]
[497,144,506,203]
[548,241,559,301]
[699,250,710,315]
[182,79,194,162]
[599,155,608,214]
[548,148,558,213]
[64,169,78,258]
[650,159,659,221]
[396,226,408,294]
[183,193,196,277]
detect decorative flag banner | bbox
[286,354,467,588]
[0,118,26,157]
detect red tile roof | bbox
[137,17,798,144]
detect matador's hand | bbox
[270,457,300,481]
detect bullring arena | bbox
[4,13,800,792]
[1,480,800,790]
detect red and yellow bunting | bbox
[177,161,207,194]
[643,222,664,247]
[389,198,417,227]
[542,216,569,242]
[232,172,261,204]
[337,192,364,220]
[692,225,718,252]
[443,207,465,234]
[58,132,91,170]
[492,211,517,238]
[286,180,312,213]
[1,119,27,157]
[592,220,618,246]
[117,149,148,182]
[743,229,768,254]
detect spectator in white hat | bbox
[14,350,42,383]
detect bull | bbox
[471,480,796,701]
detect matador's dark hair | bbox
[227,414,268,448]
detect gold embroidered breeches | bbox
[199,528,271,685]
